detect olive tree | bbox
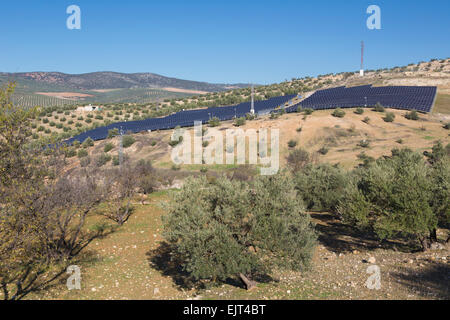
[0,83,104,300]
[162,172,316,289]
[338,148,439,250]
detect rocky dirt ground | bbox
[26,192,449,301]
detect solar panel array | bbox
[64,94,297,144]
[284,85,437,113]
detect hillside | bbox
[25,57,450,146]
[65,106,450,173]
[0,71,249,107]
[24,106,450,300]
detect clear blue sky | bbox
[1,0,449,84]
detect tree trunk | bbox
[429,229,438,243]
[419,237,430,252]
[239,273,257,290]
[1,282,8,301]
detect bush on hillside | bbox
[294,163,348,212]
[383,112,395,122]
[122,135,135,148]
[286,148,311,172]
[338,148,446,251]
[331,108,346,118]
[161,173,317,289]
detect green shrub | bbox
[96,153,112,167]
[443,123,450,130]
[234,117,246,127]
[122,135,135,148]
[108,128,119,139]
[373,103,385,112]
[80,156,90,167]
[104,143,114,153]
[318,146,329,155]
[169,135,183,147]
[303,108,314,115]
[77,149,88,158]
[338,148,443,251]
[82,137,94,148]
[112,156,120,166]
[72,140,81,148]
[294,164,348,212]
[405,110,419,120]
[331,108,346,118]
[162,173,317,287]
[65,148,77,158]
[286,148,310,172]
[362,116,370,124]
[383,112,395,122]
[355,107,364,115]
[288,140,298,148]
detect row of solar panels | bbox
[284,85,437,113]
[64,94,297,144]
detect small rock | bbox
[153,287,160,295]
[353,250,359,255]
[430,243,445,251]
[368,256,376,264]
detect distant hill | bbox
[0,71,248,92]
[0,71,250,107]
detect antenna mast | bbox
[250,84,255,114]
[360,41,365,77]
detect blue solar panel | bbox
[64,94,297,144]
[291,85,436,113]
[62,85,436,146]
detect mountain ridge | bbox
[0,71,250,92]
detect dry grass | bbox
[25,192,449,300]
[434,93,450,114]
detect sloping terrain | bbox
[26,192,449,300]
[0,71,250,107]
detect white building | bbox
[77,104,101,112]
